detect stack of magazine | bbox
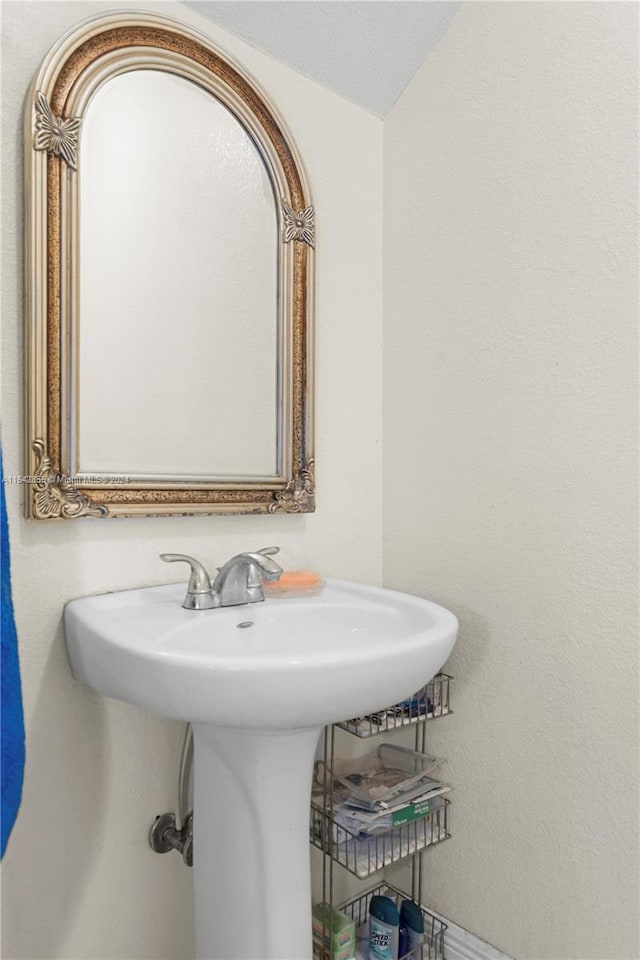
[313,743,450,838]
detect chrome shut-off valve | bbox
[149,811,193,867]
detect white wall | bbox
[0,3,383,957]
[384,3,638,959]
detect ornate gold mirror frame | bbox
[24,13,314,519]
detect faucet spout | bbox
[211,547,283,607]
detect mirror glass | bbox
[77,70,280,481]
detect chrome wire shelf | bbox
[339,883,447,960]
[336,674,453,738]
[310,797,450,880]
[313,678,453,955]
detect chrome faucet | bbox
[160,547,282,610]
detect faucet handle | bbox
[160,554,211,594]
[213,547,280,574]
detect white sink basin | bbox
[64,578,457,960]
[65,579,457,730]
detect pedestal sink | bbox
[64,579,457,960]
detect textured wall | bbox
[0,3,383,957]
[383,3,638,958]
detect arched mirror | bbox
[24,13,315,518]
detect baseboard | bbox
[429,907,514,960]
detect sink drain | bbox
[237,621,254,629]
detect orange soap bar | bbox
[272,570,321,589]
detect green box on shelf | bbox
[391,796,434,827]
[312,902,356,960]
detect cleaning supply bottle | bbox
[369,895,400,960]
[398,900,425,958]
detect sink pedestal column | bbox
[192,724,323,960]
